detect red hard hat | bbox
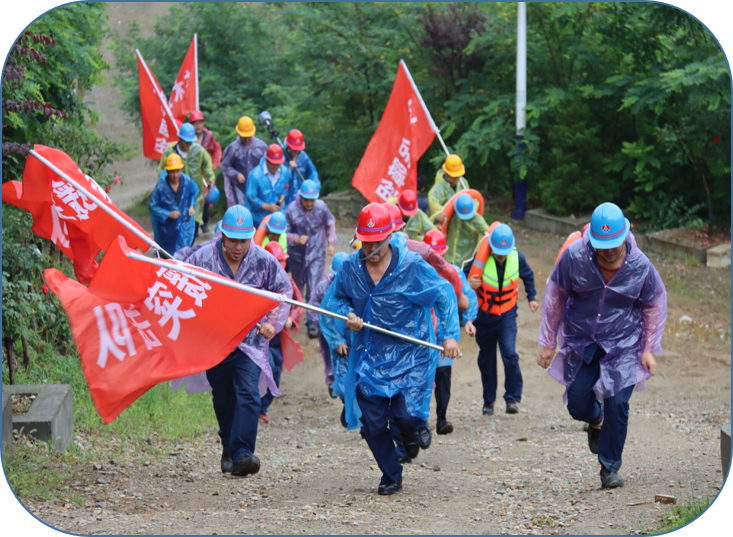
[424,229,448,256]
[189,110,205,122]
[398,190,419,217]
[383,202,405,232]
[356,203,394,242]
[264,240,289,261]
[285,129,306,151]
[265,144,285,164]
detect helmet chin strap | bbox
[358,234,392,262]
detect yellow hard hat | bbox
[442,154,465,178]
[352,239,362,251]
[235,116,256,138]
[165,154,184,171]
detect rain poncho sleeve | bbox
[148,170,199,254]
[445,212,490,267]
[453,264,478,323]
[427,173,467,217]
[170,241,293,397]
[307,273,334,330]
[157,142,214,225]
[284,196,337,295]
[221,136,268,207]
[284,148,320,206]
[538,231,667,400]
[403,208,435,241]
[328,244,459,430]
[245,159,291,228]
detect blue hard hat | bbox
[330,252,349,274]
[299,179,320,200]
[205,185,220,205]
[589,202,629,249]
[454,193,476,220]
[267,211,287,234]
[221,205,255,240]
[178,123,197,143]
[489,223,515,255]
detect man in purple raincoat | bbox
[221,116,268,208]
[187,205,292,477]
[285,179,336,338]
[537,202,667,489]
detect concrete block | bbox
[523,208,591,238]
[722,424,731,480]
[5,384,73,451]
[643,231,707,264]
[707,243,731,268]
[2,390,12,461]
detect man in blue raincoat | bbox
[538,202,667,489]
[327,203,461,496]
[245,144,292,228]
[282,129,320,206]
[149,154,199,254]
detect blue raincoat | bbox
[319,279,351,397]
[245,157,292,228]
[283,147,320,206]
[326,242,460,430]
[437,265,478,368]
[148,170,199,254]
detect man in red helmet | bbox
[245,144,292,228]
[189,110,222,170]
[282,129,320,206]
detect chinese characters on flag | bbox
[137,49,179,161]
[45,236,281,423]
[168,35,199,123]
[352,60,439,203]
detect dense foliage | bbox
[111,2,729,226]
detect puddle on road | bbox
[666,316,730,343]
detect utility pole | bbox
[512,2,528,220]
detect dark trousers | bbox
[260,341,283,415]
[476,314,523,404]
[566,349,634,474]
[203,202,210,226]
[434,366,452,420]
[356,387,423,485]
[206,348,261,462]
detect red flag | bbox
[45,236,280,424]
[168,35,199,123]
[281,276,304,372]
[352,60,438,203]
[137,49,178,161]
[2,145,152,284]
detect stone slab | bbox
[350,191,369,218]
[642,232,707,265]
[5,384,73,451]
[523,208,591,238]
[707,243,731,268]
[1,390,12,461]
[722,424,731,480]
[321,190,353,219]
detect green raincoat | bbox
[427,170,469,217]
[445,211,489,267]
[403,209,435,241]
[158,142,215,225]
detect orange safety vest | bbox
[467,221,502,281]
[438,189,485,236]
[554,231,582,266]
[475,249,520,316]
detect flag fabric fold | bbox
[168,35,199,123]
[138,49,179,161]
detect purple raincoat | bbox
[170,240,292,396]
[220,136,268,208]
[285,195,337,296]
[538,231,667,400]
[308,273,335,383]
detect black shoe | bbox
[505,399,519,414]
[201,224,211,234]
[340,407,347,429]
[587,424,602,454]
[418,426,432,449]
[231,455,261,477]
[600,467,624,489]
[399,456,412,464]
[221,449,233,474]
[401,432,420,459]
[436,419,454,435]
[308,325,318,339]
[378,477,402,496]
[482,403,495,416]
[328,385,338,399]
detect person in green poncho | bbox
[397,190,434,242]
[428,154,469,220]
[445,192,490,268]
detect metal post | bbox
[512,2,528,220]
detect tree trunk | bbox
[21,335,30,371]
[4,338,15,385]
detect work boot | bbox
[505,399,519,414]
[201,223,211,234]
[220,449,233,474]
[340,407,347,429]
[418,426,432,449]
[308,325,318,339]
[231,455,261,477]
[600,467,624,489]
[378,477,402,496]
[328,385,338,399]
[587,422,602,454]
[482,403,494,416]
[436,418,454,435]
[401,431,420,459]
[399,456,412,464]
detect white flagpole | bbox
[516,3,527,136]
[193,34,199,110]
[136,49,179,136]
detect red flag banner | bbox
[137,49,178,161]
[352,60,439,203]
[168,35,199,123]
[45,236,280,423]
[2,145,152,283]
[281,276,304,372]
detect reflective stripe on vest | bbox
[476,249,519,315]
[262,233,289,254]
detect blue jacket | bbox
[437,265,478,368]
[283,147,320,206]
[148,170,199,254]
[245,157,292,228]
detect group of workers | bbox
[162,140,666,496]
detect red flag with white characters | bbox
[352,60,439,203]
[168,35,199,123]
[44,236,280,424]
[281,276,304,372]
[137,49,178,161]
[2,145,151,284]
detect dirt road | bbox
[25,222,731,535]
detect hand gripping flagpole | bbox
[126,251,446,354]
[28,149,175,260]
